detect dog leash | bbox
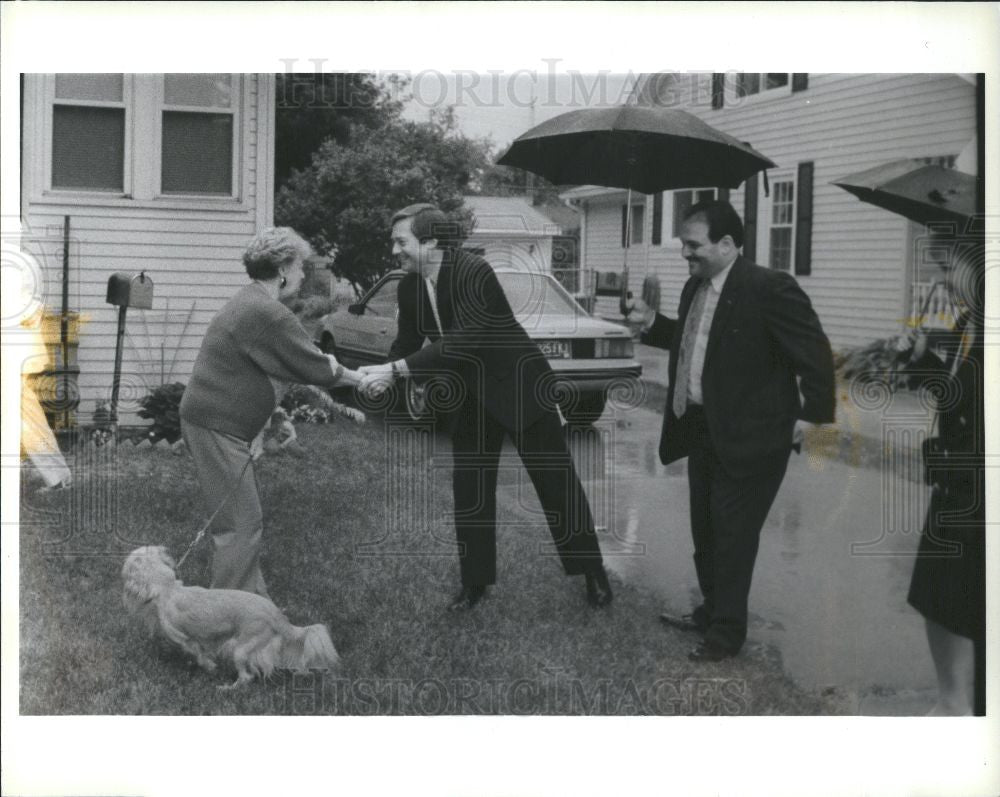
[175,453,255,570]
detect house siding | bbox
[20,74,275,423]
[575,73,976,350]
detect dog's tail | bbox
[286,624,340,672]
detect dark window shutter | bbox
[743,174,758,262]
[672,190,692,237]
[621,204,627,248]
[717,187,730,204]
[792,73,809,93]
[794,161,814,276]
[651,192,663,245]
[711,73,725,109]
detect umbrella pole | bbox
[619,188,632,316]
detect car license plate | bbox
[538,340,571,359]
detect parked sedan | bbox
[316,269,642,425]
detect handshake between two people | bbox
[354,362,403,399]
[327,361,405,399]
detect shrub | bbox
[138,382,186,443]
[92,400,112,427]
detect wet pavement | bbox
[493,403,939,715]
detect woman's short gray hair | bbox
[242,227,312,280]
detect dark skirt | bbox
[907,488,985,641]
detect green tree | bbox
[274,72,404,190]
[276,104,491,295]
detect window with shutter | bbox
[736,73,789,97]
[671,188,717,237]
[757,169,796,271]
[725,72,794,105]
[754,162,813,274]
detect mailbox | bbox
[106,271,154,425]
[106,272,154,309]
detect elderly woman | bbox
[179,227,360,597]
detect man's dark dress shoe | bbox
[688,640,737,663]
[448,585,487,611]
[584,566,613,607]
[659,612,706,634]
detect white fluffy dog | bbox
[122,546,340,688]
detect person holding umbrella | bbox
[630,199,836,662]
[835,156,984,715]
[900,234,984,715]
[499,105,791,656]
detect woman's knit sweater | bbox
[180,282,342,440]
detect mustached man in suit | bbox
[631,200,835,662]
[359,203,613,611]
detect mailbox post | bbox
[106,272,154,425]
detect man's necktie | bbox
[425,277,443,335]
[672,280,709,418]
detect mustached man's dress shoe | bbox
[584,566,613,607]
[687,640,738,663]
[658,612,707,634]
[448,585,487,611]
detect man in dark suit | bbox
[631,200,835,662]
[359,203,612,611]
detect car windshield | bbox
[496,272,585,320]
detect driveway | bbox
[487,402,938,715]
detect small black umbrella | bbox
[832,160,978,227]
[497,105,776,313]
[834,160,981,334]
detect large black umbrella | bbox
[498,105,775,192]
[832,160,978,227]
[497,105,776,313]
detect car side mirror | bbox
[347,303,363,316]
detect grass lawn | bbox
[19,417,843,715]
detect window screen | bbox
[161,111,233,194]
[52,105,125,190]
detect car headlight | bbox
[595,338,633,358]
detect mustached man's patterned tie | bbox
[672,280,709,418]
